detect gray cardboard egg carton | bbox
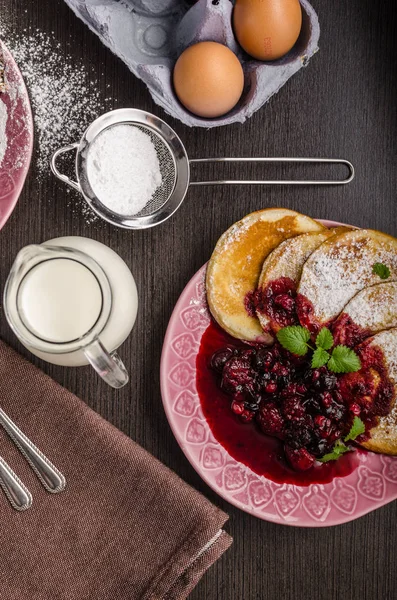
[64,0,320,127]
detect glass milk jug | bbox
[4,237,138,389]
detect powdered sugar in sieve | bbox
[86,123,175,217]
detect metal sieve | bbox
[51,109,355,230]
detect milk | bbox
[18,258,103,343]
[10,237,138,367]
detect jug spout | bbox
[8,244,46,278]
[7,244,78,288]
[4,245,52,315]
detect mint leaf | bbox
[276,326,310,356]
[311,347,330,368]
[319,440,350,463]
[315,327,334,350]
[373,262,390,280]
[320,418,365,462]
[328,345,361,373]
[344,416,366,442]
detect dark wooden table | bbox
[1,1,397,598]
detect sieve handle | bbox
[50,143,81,192]
[188,157,355,185]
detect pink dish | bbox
[0,41,33,230]
[160,220,397,526]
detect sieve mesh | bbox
[128,123,177,218]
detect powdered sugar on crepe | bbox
[298,230,397,324]
[260,231,332,286]
[341,282,397,332]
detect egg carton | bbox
[64,0,320,127]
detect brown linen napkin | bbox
[0,340,232,600]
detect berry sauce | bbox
[296,293,323,335]
[247,277,299,330]
[339,343,394,435]
[196,321,359,485]
[332,313,371,348]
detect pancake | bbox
[297,229,397,334]
[333,282,397,347]
[341,329,397,455]
[206,208,325,341]
[255,228,347,333]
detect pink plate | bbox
[160,220,397,526]
[0,41,33,230]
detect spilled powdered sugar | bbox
[0,98,7,167]
[297,230,397,323]
[0,24,116,223]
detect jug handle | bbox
[83,339,129,389]
[50,143,80,192]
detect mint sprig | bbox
[319,417,366,462]
[276,326,310,356]
[311,347,330,368]
[344,416,365,442]
[319,439,350,462]
[327,346,361,373]
[373,262,390,279]
[316,327,334,350]
[276,325,361,374]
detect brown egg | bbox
[173,41,244,118]
[233,0,302,61]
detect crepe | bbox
[206,208,325,341]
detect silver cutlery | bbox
[0,408,66,494]
[0,455,32,511]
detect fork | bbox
[0,408,66,493]
[0,455,32,511]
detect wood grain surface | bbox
[1,1,397,598]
